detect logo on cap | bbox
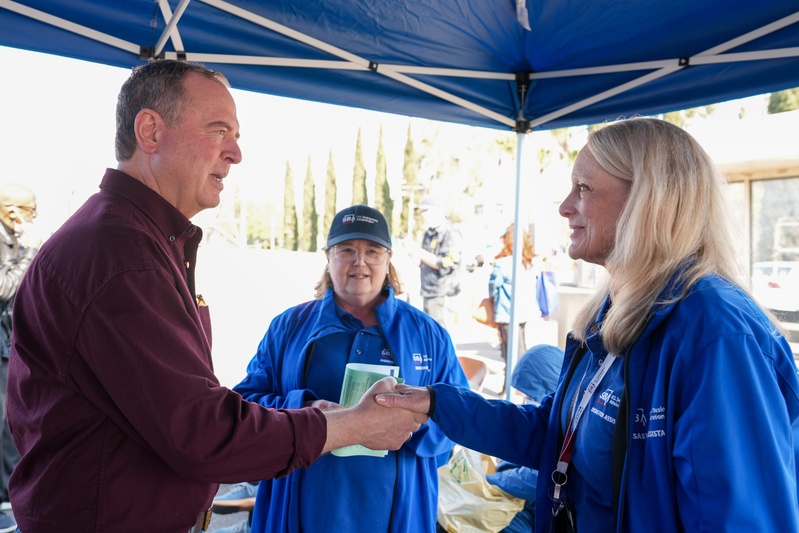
[343,214,356,224]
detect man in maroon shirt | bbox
[6,60,424,533]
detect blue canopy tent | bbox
[2,0,799,394]
[2,1,798,132]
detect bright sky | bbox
[2,44,488,236]
[2,43,785,242]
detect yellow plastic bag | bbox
[437,446,525,533]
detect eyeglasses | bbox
[332,244,390,265]
[5,204,37,220]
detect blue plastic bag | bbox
[536,271,559,318]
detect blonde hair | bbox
[571,117,779,354]
[313,250,403,299]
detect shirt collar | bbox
[100,169,200,244]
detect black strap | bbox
[302,342,316,388]
[611,319,650,517]
[425,385,436,417]
[611,380,628,514]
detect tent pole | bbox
[505,131,526,400]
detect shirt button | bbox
[168,235,177,242]
[187,226,195,234]
[356,350,362,354]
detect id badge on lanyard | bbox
[550,354,618,518]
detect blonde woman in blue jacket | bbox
[378,118,799,533]
[235,205,468,533]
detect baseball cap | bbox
[416,195,443,211]
[327,205,392,250]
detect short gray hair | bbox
[115,60,228,161]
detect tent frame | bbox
[3,0,799,396]
[3,0,799,133]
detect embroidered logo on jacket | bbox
[598,388,620,407]
[413,352,431,371]
[632,405,667,440]
[590,388,619,424]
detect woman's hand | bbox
[375,383,431,416]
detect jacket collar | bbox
[576,264,696,357]
[315,285,399,331]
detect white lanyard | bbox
[552,353,618,501]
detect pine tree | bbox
[301,154,318,252]
[323,150,337,239]
[374,125,393,233]
[351,127,367,205]
[282,160,299,251]
[400,124,421,239]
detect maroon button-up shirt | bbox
[8,170,326,532]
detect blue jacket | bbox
[235,286,468,533]
[431,273,799,533]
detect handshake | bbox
[319,377,434,454]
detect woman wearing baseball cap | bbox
[232,205,469,533]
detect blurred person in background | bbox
[0,183,39,533]
[408,196,463,329]
[489,223,539,393]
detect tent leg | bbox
[505,131,527,399]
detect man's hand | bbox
[375,383,431,416]
[307,399,342,412]
[321,377,428,454]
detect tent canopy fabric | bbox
[2,0,798,393]
[2,0,798,132]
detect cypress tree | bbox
[301,154,318,252]
[351,127,367,205]
[323,150,337,238]
[374,125,393,233]
[282,160,299,251]
[401,124,421,239]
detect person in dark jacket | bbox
[0,183,39,533]
[377,117,799,533]
[234,205,469,533]
[413,195,463,328]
